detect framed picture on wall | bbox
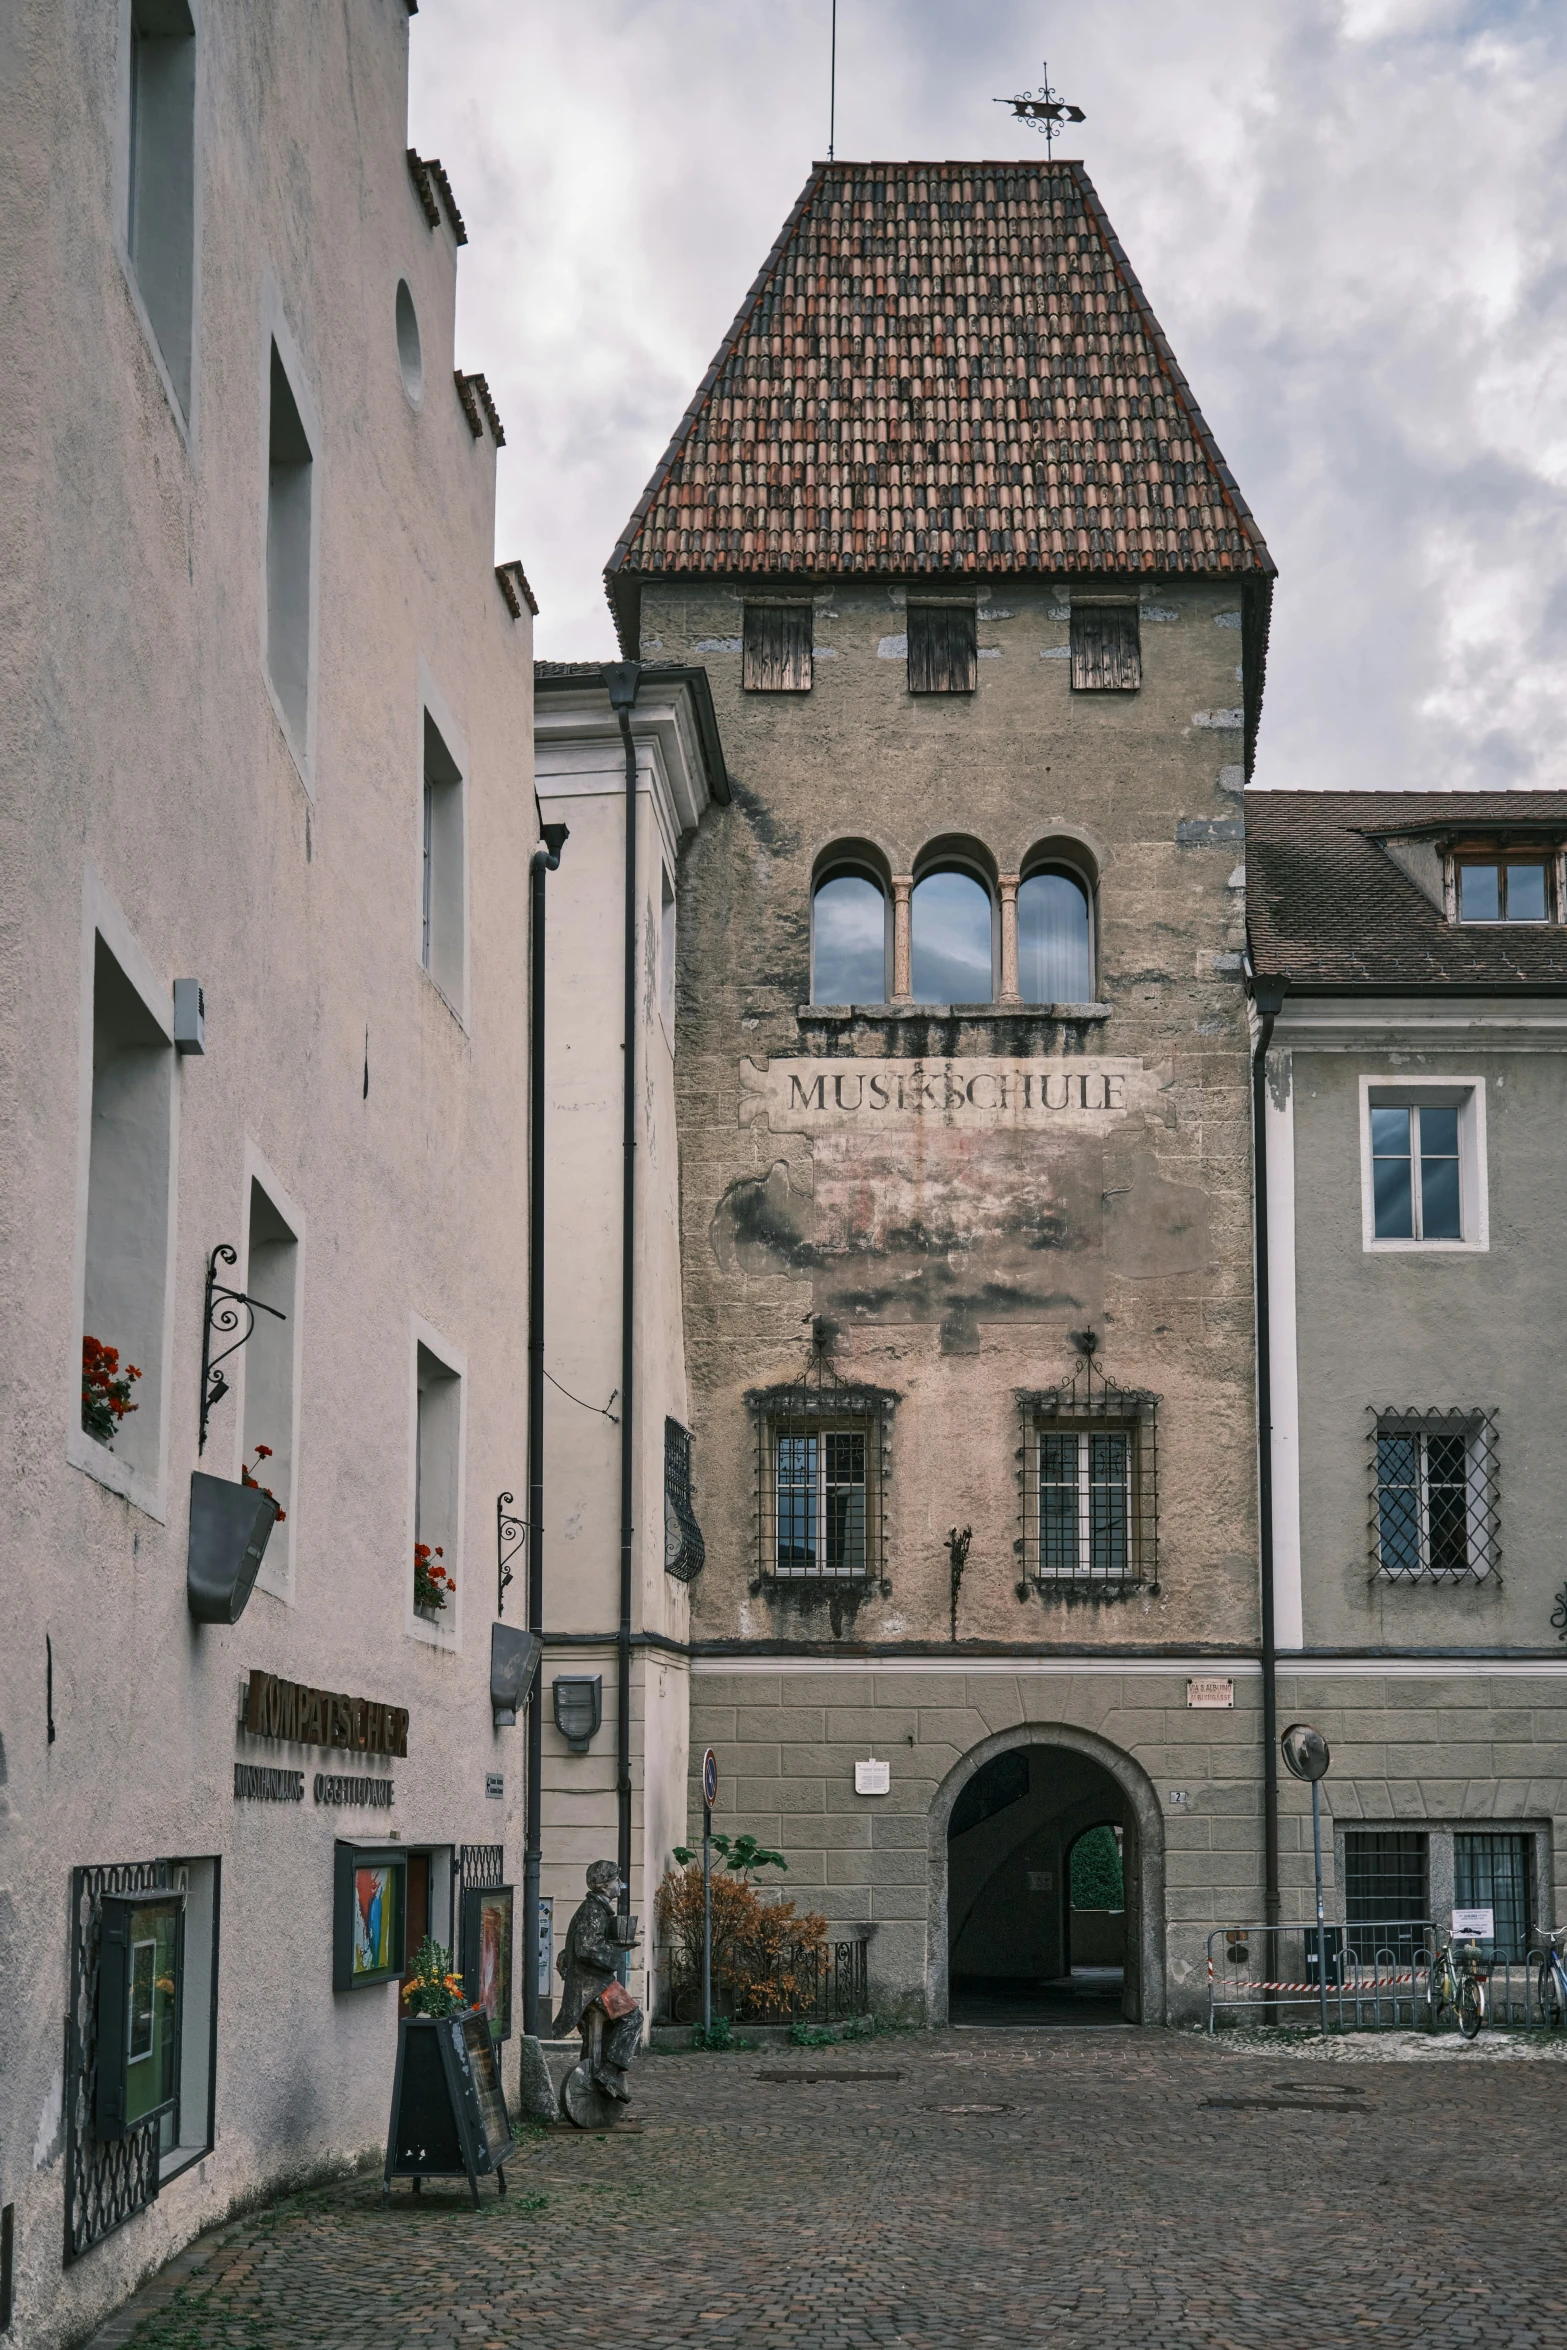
[333,1844,408,1992]
[461,1883,513,2042]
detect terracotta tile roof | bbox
[606,158,1272,638]
[1247,791,1567,988]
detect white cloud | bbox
[410,0,1567,790]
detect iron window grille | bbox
[65,1860,174,2264]
[1344,1830,1429,1974]
[664,1416,706,1583]
[1369,1408,1498,1581]
[1017,1336,1159,1592]
[752,1326,894,1585]
[1455,1831,1533,1962]
[907,601,977,694]
[1070,604,1141,691]
[743,601,813,692]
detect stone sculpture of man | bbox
[552,1858,642,2111]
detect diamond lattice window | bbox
[1370,1409,1498,1581]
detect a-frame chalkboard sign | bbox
[382,2010,514,2206]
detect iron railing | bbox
[669,1937,870,2026]
[1207,1921,1567,2033]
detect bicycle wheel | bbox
[1459,1975,1484,2039]
[1540,1961,1564,2030]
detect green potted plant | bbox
[414,1542,453,1620]
[401,1937,467,2018]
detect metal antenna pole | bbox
[828,0,836,161]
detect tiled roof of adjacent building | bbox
[605,157,1273,641]
[1246,791,1567,987]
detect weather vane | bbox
[994,60,1085,157]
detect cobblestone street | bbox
[95,2030,1566,2350]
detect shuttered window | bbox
[743,602,813,692]
[907,602,977,694]
[1070,604,1141,691]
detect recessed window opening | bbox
[1018,869,1092,1003]
[158,1857,219,2180]
[82,936,173,1486]
[1457,859,1550,923]
[812,868,888,1004]
[1371,1103,1460,1241]
[414,1344,461,1629]
[1020,1372,1159,1591]
[266,344,313,750]
[743,602,813,692]
[1344,1831,1428,1971]
[911,868,993,1004]
[421,712,465,1009]
[394,279,423,405]
[242,1182,298,1594]
[127,0,196,417]
[776,1430,866,1575]
[1372,1411,1497,1581]
[907,601,977,694]
[659,866,676,1034]
[1070,604,1141,691]
[1040,1430,1131,1578]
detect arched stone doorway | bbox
[928,1725,1165,2025]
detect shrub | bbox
[656,1859,829,2022]
[1070,1824,1124,1911]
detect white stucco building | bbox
[1,4,540,2339]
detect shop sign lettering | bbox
[243,1668,409,1758]
[741,1056,1144,1131]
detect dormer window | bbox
[1456,858,1551,924]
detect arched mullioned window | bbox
[911,868,993,1004]
[811,868,888,1005]
[1018,867,1093,1005]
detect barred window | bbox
[1019,1342,1158,1591]
[1344,1830,1428,1972]
[663,1417,705,1584]
[1455,1831,1532,1962]
[907,601,977,694]
[1070,604,1141,691]
[1371,1410,1497,1580]
[753,1330,892,1585]
[743,602,813,693]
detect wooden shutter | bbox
[1070,605,1141,691]
[907,602,977,693]
[743,603,813,692]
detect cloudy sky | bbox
[409,1,1567,793]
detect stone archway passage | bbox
[945,1744,1140,2025]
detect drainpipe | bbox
[523,820,568,2040]
[603,661,642,1919]
[1249,971,1288,2010]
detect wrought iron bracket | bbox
[199,1244,285,1454]
[497,1492,526,1616]
[1553,1584,1567,1642]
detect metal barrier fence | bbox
[669,1937,870,2026]
[1206,1922,1567,2034]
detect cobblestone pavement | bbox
[103,2030,1566,2350]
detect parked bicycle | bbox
[1429,1933,1488,2039]
[1537,1927,1567,2028]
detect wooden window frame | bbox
[743,602,814,693]
[907,601,977,695]
[1070,604,1141,692]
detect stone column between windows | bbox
[998,874,1021,1004]
[891,876,913,1001]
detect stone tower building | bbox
[605,159,1276,2024]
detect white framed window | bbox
[1371,1409,1498,1582]
[70,871,179,1519]
[1454,855,1554,925]
[1358,1077,1487,1253]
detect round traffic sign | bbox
[702,1748,719,1808]
[1281,1722,1331,1782]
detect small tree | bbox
[657,1835,828,2021]
[1070,1824,1124,1912]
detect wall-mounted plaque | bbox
[1187,1678,1234,1710]
[854,1758,890,1796]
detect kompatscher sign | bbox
[741,1056,1145,1132]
